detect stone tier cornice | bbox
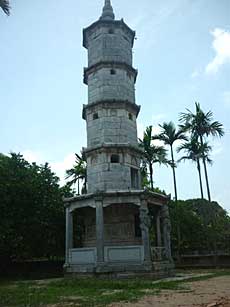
[82,143,144,158]
[63,190,170,207]
[84,61,138,85]
[83,19,135,49]
[82,100,141,120]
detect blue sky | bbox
[1,0,230,212]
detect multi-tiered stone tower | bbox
[64,0,174,277]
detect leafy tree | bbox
[65,153,87,195]
[153,121,187,202]
[179,102,224,202]
[169,200,204,257]
[139,126,168,190]
[177,136,212,199]
[169,199,230,256]
[0,0,10,15]
[0,153,73,264]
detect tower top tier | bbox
[100,0,115,21]
[83,1,135,49]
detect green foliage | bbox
[179,102,224,139]
[169,199,230,255]
[179,102,224,202]
[177,135,212,198]
[65,153,87,195]
[152,121,187,201]
[154,121,188,147]
[139,126,169,190]
[0,153,74,263]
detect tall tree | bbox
[177,136,212,199]
[179,102,224,202]
[65,153,87,195]
[0,153,69,263]
[153,122,187,202]
[139,126,168,190]
[0,0,10,15]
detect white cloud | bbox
[21,150,76,186]
[50,153,76,186]
[223,91,230,107]
[21,150,44,164]
[205,28,230,74]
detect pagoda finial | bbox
[100,0,115,20]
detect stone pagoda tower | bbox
[64,0,174,277]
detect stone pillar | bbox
[161,204,173,262]
[156,211,162,247]
[65,207,73,265]
[95,197,104,264]
[140,200,151,263]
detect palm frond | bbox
[0,0,10,15]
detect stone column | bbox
[140,200,151,263]
[95,197,104,264]
[156,211,162,247]
[65,207,73,266]
[161,204,173,262]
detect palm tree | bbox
[179,102,224,202]
[65,153,87,195]
[177,136,212,199]
[153,121,188,202]
[139,126,168,190]
[0,0,10,15]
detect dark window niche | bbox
[128,113,133,120]
[134,214,141,237]
[110,69,116,75]
[111,154,120,163]
[108,29,114,34]
[93,113,99,120]
[131,168,139,189]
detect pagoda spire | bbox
[100,0,115,20]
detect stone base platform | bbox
[64,261,175,279]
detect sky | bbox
[1,0,230,212]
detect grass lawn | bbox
[0,270,230,307]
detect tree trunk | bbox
[200,136,211,202]
[149,162,154,190]
[170,145,178,202]
[177,223,182,262]
[197,159,204,199]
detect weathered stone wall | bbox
[86,105,138,147]
[86,150,141,193]
[80,204,141,247]
[87,26,133,67]
[88,67,135,104]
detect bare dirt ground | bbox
[110,276,230,307]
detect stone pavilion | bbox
[64,0,174,277]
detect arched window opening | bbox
[108,29,114,34]
[110,69,116,75]
[93,113,99,120]
[128,113,133,120]
[111,154,120,163]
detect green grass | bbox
[0,270,230,307]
